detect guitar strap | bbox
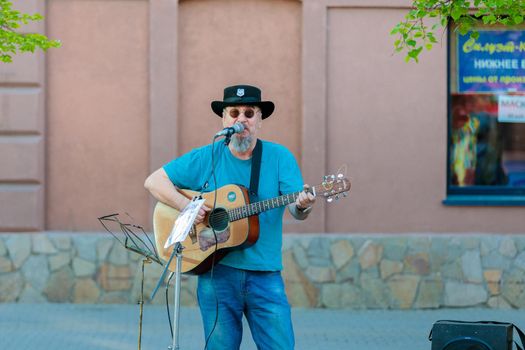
[249,139,263,200]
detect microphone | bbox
[215,123,245,137]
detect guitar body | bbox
[153,184,259,275]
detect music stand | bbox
[98,213,163,350]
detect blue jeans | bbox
[197,264,295,350]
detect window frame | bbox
[444,22,525,206]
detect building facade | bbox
[0,0,524,308]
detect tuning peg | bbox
[327,197,333,203]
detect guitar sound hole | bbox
[208,207,229,232]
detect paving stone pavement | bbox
[1,304,525,350]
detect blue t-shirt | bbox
[163,139,303,271]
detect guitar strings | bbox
[201,187,324,223]
[198,180,343,226]
[206,192,303,221]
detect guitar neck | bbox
[225,176,350,222]
[228,191,301,222]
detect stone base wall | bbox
[1,233,525,309]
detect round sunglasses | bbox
[228,107,256,119]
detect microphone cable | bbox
[165,271,175,338]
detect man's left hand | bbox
[296,184,316,210]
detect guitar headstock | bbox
[312,174,351,203]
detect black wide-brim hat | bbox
[211,85,275,119]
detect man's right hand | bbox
[194,203,211,225]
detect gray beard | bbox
[230,134,253,153]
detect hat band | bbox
[223,97,261,104]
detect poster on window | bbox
[457,30,525,93]
[498,95,525,123]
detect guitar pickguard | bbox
[198,227,231,251]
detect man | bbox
[144,84,315,349]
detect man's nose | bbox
[237,113,249,122]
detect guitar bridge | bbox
[189,224,197,244]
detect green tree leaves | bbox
[393,0,525,62]
[1,0,60,63]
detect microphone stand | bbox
[150,238,184,350]
[138,257,151,350]
[171,242,184,350]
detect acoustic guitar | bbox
[153,174,351,274]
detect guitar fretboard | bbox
[226,181,329,221]
[228,192,301,221]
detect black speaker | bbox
[431,321,513,350]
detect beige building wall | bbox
[0,0,523,233]
[0,0,45,231]
[46,0,150,230]
[325,6,451,232]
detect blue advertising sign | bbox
[457,30,525,92]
